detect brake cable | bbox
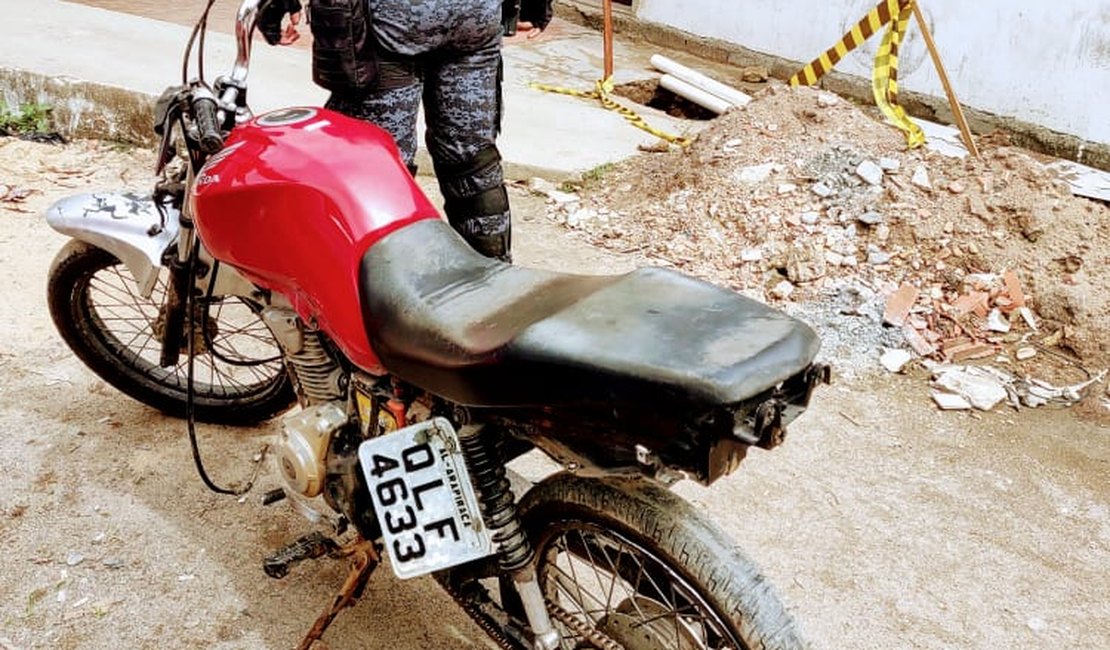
[181,0,219,85]
[200,260,284,368]
[179,0,275,496]
[184,243,268,496]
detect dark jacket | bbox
[260,0,553,92]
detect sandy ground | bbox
[0,138,1107,650]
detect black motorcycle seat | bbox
[359,220,819,409]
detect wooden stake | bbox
[912,3,979,157]
[603,0,614,80]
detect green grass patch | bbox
[0,102,56,138]
[559,162,617,193]
[580,162,616,185]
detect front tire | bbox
[46,239,294,424]
[519,473,805,650]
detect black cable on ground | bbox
[184,244,266,496]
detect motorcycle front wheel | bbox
[47,239,294,424]
[519,473,805,650]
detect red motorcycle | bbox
[44,1,827,648]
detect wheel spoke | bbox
[576,529,617,615]
[70,256,288,407]
[551,563,609,615]
[538,522,746,650]
[594,534,639,622]
[558,537,595,621]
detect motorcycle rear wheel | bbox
[519,473,805,650]
[47,239,294,424]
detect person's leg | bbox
[423,42,511,261]
[325,57,422,172]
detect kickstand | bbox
[297,538,381,650]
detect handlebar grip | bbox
[193,95,224,154]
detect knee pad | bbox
[434,145,512,261]
[434,145,509,219]
[444,184,510,224]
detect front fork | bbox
[158,218,196,367]
[156,186,258,368]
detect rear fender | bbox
[44,192,177,297]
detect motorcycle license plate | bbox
[358,418,493,579]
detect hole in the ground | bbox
[611,79,717,121]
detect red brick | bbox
[1003,270,1026,312]
[883,284,919,327]
[950,292,990,318]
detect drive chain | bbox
[436,574,520,650]
[544,598,624,650]
[437,574,626,650]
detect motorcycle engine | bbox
[278,403,348,498]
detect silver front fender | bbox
[45,192,178,297]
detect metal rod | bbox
[912,2,979,157]
[603,0,614,80]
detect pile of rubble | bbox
[876,268,1106,410]
[531,83,1110,413]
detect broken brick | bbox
[950,292,990,318]
[945,342,995,362]
[942,337,974,352]
[902,325,937,356]
[883,283,919,327]
[1002,270,1026,311]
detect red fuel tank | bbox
[192,107,440,372]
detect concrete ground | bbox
[0,137,1107,650]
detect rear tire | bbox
[46,239,294,424]
[519,473,806,650]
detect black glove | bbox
[520,0,554,31]
[502,0,521,35]
[258,0,303,46]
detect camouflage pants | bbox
[326,11,510,258]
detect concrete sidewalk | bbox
[1,0,705,180]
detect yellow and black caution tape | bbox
[790,0,926,148]
[531,77,693,147]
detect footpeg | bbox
[261,487,287,505]
[263,531,339,579]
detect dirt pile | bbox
[548,85,1110,373]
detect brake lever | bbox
[153,85,191,175]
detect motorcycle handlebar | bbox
[230,0,264,89]
[184,0,265,153]
[192,91,224,154]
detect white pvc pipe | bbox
[650,54,752,108]
[659,74,733,114]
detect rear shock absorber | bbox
[458,425,559,650]
[458,425,530,571]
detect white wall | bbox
[635,0,1110,144]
